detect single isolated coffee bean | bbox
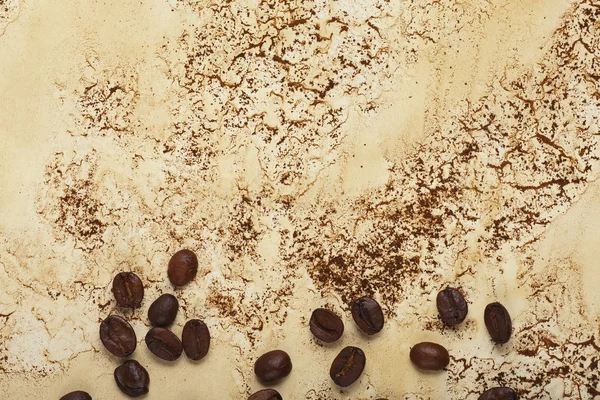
[484,302,512,344]
[479,387,519,400]
[436,287,468,325]
[59,391,92,400]
[145,327,183,361]
[99,315,137,358]
[254,350,292,384]
[182,319,210,360]
[168,249,198,286]
[410,342,450,371]
[248,389,283,400]
[351,297,384,335]
[309,308,344,342]
[330,346,366,387]
[148,294,178,327]
[114,360,149,398]
[112,272,144,309]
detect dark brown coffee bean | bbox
[145,327,182,361]
[248,389,283,400]
[168,249,198,286]
[436,287,468,325]
[254,350,292,384]
[309,308,344,342]
[484,302,512,344]
[479,387,519,400]
[409,342,450,371]
[148,294,178,327]
[351,297,384,335]
[182,319,210,360]
[112,272,144,309]
[99,315,136,358]
[59,391,92,400]
[330,346,366,387]
[114,360,149,398]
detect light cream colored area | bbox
[1,0,599,399]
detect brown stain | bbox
[286,0,600,318]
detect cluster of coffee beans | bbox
[60,256,517,399]
[248,290,517,400]
[431,287,518,400]
[60,249,208,399]
[246,296,384,399]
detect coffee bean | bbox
[309,308,344,342]
[436,287,468,325]
[168,249,198,286]
[114,360,149,398]
[59,391,92,400]
[351,297,384,335]
[254,350,292,384]
[329,346,366,387]
[248,389,283,400]
[112,272,144,309]
[479,387,519,400]
[182,319,210,360]
[145,327,182,361]
[99,315,137,358]
[484,302,512,344]
[148,294,178,327]
[409,342,450,371]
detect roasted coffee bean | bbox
[330,346,366,387]
[59,391,92,400]
[409,342,450,371]
[148,294,178,327]
[99,315,137,358]
[114,360,149,398]
[112,272,144,309]
[436,287,468,325]
[168,249,198,286]
[182,319,210,360]
[145,327,182,361]
[248,389,283,400]
[479,387,519,400]
[254,350,292,384]
[351,297,384,335]
[484,302,512,344]
[309,308,344,342]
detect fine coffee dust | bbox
[0,0,599,398]
[0,0,19,33]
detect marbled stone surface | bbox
[1,0,600,398]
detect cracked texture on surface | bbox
[1,0,600,398]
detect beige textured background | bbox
[1,0,600,398]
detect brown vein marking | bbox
[286,0,600,311]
